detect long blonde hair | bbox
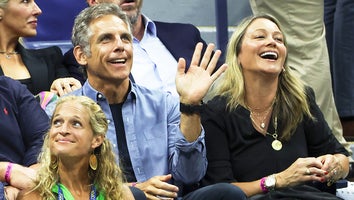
[0,0,9,9]
[33,95,125,200]
[210,14,314,140]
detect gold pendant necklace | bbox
[250,115,282,151]
[266,117,282,151]
[0,51,19,59]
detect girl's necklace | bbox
[249,106,272,129]
[0,51,19,59]
[57,183,97,200]
[247,98,275,130]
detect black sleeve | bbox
[63,48,86,85]
[304,87,349,157]
[201,98,237,186]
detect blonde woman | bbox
[201,14,349,199]
[0,0,81,96]
[18,96,134,200]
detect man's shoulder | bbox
[132,83,176,102]
[0,76,28,96]
[132,83,164,96]
[23,45,62,57]
[154,20,199,32]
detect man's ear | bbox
[73,45,88,66]
[87,0,100,6]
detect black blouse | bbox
[201,88,349,186]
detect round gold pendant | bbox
[271,140,282,151]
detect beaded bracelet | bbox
[5,162,13,184]
[260,177,268,193]
[180,102,205,114]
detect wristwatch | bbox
[264,174,276,191]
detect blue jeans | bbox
[182,183,246,200]
[324,0,354,117]
[130,182,246,200]
[0,182,5,200]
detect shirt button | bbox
[98,93,103,99]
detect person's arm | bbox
[16,187,42,200]
[303,87,350,184]
[127,174,178,200]
[317,153,349,185]
[171,43,226,184]
[0,162,10,183]
[15,82,49,166]
[0,162,36,189]
[122,184,136,200]
[232,157,327,197]
[1,163,40,200]
[49,46,82,96]
[50,77,82,96]
[176,42,227,141]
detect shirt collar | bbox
[82,80,137,102]
[142,14,157,37]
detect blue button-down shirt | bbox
[46,81,207,184]
[131,15,178,97]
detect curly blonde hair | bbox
[33,95,125,199]
[0,0,9,9]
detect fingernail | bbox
[324,171,329,175]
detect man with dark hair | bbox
[49,3,246,200]
[65,0,222,97]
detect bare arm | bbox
[232,157,330,197]
[50,77,82,96]
[16,188,42,200]
[317,153,349,185]
[0,162,36,189]
[122,184,135,200]
[128,174,178,200]
[176,43,227,142]
[0,162,37,200]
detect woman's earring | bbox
[282,67,286,73]
[89,153,98,170]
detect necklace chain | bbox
[250,107,272,129]
[247,98,275,129]
[0,51,19,59]
[250,115,282,151]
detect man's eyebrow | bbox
[96,33,113,42]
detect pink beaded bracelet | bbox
[4,162,13,183]
[260,177,268,193]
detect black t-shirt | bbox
[110,103,136,182]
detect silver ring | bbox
[305,168,311,175]
[333,168,337,176]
